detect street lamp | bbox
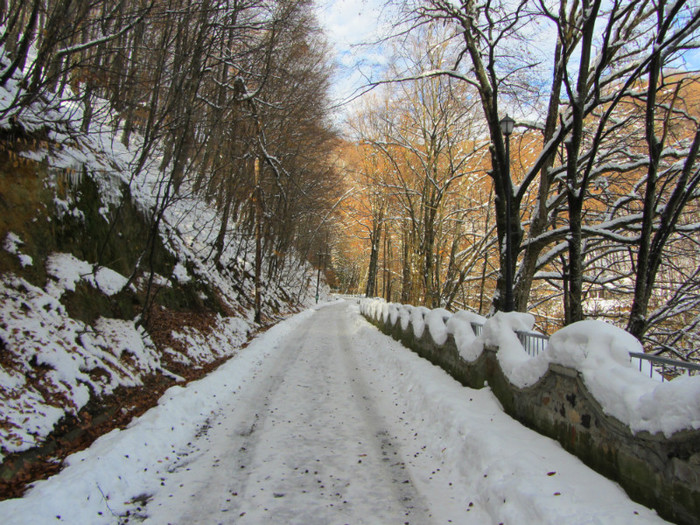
[499,114,515,136]
[315,251,327,303]
[499,114,515,312]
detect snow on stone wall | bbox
[360,298,700,437]
[360,298,700,524]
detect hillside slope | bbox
[0,75,327,496]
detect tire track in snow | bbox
[143,321,312,524]
[227,302,431,524]
[144,303,431,524]
[333,307,432,520]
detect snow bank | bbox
[0,309,314,524]
[360,298,700,436]
[547,321,700,436]
[446,310,486,361]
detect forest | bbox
[0,0,347,486]
[1,0,342,319]
[2,0,700,364]
[335,0,700,364]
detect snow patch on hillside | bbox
[45,252,130,297]
[0,272,170,461]
[3,233,32,267]
[0,53,327,463]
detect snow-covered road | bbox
[151,301,432,524]
[2,301,667,524]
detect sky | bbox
[314,0,391,114]
[313,0,700,127]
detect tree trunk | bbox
[383,222,392,301]
[514,33,567,311]
[0,0,39,86]
[364,218,382,298]
[562,0,601,324]
[401,227,413,303]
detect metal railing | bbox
[470,322,483,337]
[469,321,698,382]
[629,352,700,382]
[516,330,549,358]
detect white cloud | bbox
[315,0,391,112]
[316,0,384,48]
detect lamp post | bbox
[499,114,515,312]
[315,251,326,304]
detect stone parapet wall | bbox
[360,299,700,525]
